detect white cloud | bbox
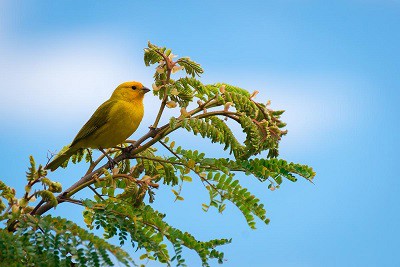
[0,30,156,127]
[0,20,368,153]
[202,70,368,152]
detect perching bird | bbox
[46,81,150,171]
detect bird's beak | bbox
[142,86,151,94]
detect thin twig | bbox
[133,156,185,166]
[133,154,225,201]
[30,199,44,215]
[158,140,181,159]
[151,49,173,129]
[86,153,107,175]
[86,149,94,165]
[31,93,239,217]
[88,185,104,200]
[62,198,83,206]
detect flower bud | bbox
[269,186,275,191]
[170,88,179,96]
[180,107,190,117]
[152,83,160,91]
[250,90,259,99]
[171,65,184,74]
[112,167,120,175]
[168,53,177,61]
[224,102,233,112]
[166,101,177,108]
[11,204,19,214]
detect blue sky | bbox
[1,1,399,266]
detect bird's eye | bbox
[131,86,137,90]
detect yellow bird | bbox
[46,81,150,171]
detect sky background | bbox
[1,1,399,266]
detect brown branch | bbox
[151,49,174,129]
[86,151,107,175]
[133,154,226,201]
[30,96,237,217]
[30,125,168,216]
[152,94,168,129]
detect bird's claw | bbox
[122,146,134,155]
[107,159,118,170]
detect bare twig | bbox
[30,92,241,217]
[158,140,181,159]
[86,151,108,175]
[30,125,167,216]
[62,198,83,206]
[151,48,174,130]
[88,185,104,200]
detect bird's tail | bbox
[46,147,79,171]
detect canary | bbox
[46,81,150,171]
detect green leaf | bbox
[26,155,36,181]
[182,176,192,182]
[176,57,203,77]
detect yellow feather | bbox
[46,81,150,171]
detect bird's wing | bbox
[70,100,116,147]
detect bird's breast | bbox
[111,100,144,131]
[90,100,144,148]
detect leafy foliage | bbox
[0,42,316,266]
[0,215,132,267]
[83,199,230,267]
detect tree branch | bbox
[30,96,242,217]
[151,51,173,129]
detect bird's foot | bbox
[122,146,133,155]
[107,158,118,170]
[99,147,118,170]
[122,145,142,156]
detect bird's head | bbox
[111,81,151,102]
